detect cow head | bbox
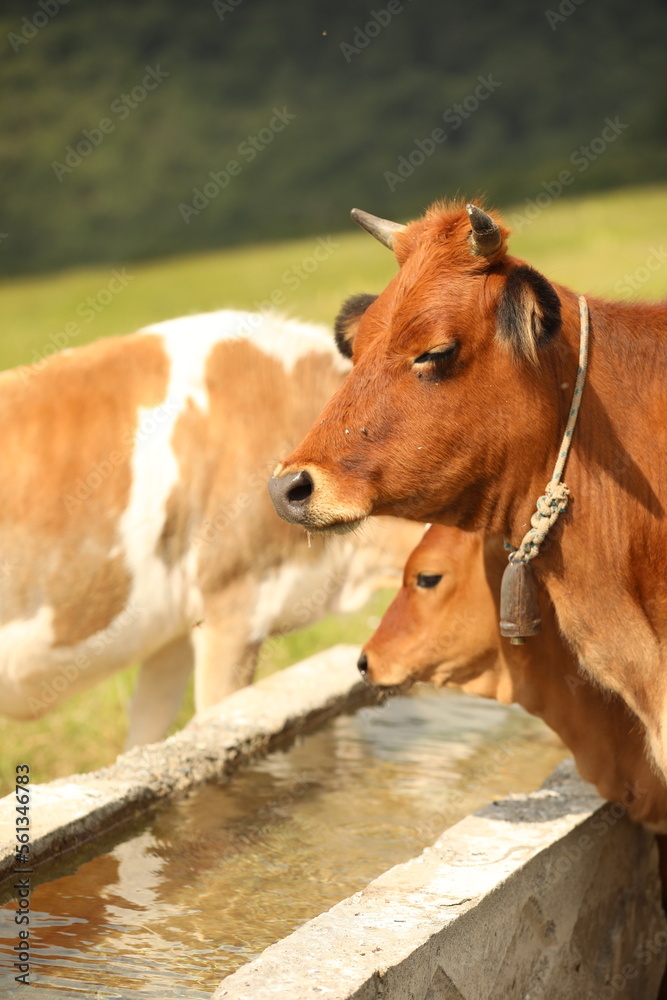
[268,201,569,535]
[357,525,504,695]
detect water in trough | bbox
[0,686,566,998]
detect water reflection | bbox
[0,687,566,998]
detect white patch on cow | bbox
[248,533,400,643]
[142,310,350,382]
[329,535,403,614]
[115,330,212,658]
[0,605,56,715]
[0,602,158,719]
[249,563,310,642]
[249,558,346,643]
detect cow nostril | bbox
[286,470,313,505]
[268,470,316,524]
[357,652,369,676]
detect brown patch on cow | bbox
[0,334,169,645]
[51,552,131,646]
[156,398,209,569]
[160,338,352,595]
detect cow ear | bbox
[334,293,377,359]
[497,265,561,362]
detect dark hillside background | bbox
[1,0,665,275]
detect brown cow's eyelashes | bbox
[412,343,458,372]
[416,573,443,588]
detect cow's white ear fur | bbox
[334,293,377,359]
[497,265,561,362]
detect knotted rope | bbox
[506,294,589,565]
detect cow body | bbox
[269,201,667,777]
[362,525,667,830]
[0,311,420,746]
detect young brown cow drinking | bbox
[361,524,667,832]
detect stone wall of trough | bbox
[0,646,664,999]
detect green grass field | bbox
[0,184,666,796]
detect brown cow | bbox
[0,310,421,747]
[360,524,667,830]
[268,200,667,777]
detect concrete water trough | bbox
[0,645,665,998]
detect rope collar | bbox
[505,294,589,566]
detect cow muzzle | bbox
[268,465,368,532]
[356,648,413,690]
[267,470,314,525]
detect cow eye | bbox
[416,573,443,588]
[413,344,458,369]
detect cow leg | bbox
[125,634,194,749]
[194,633,261,713]
[192,579,262,714]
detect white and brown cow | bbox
[0,310,420,746]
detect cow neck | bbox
[499,294,589,644]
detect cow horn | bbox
[466,204,502,256]
[350,208,406,250]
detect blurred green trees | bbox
[1,0,665,275]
